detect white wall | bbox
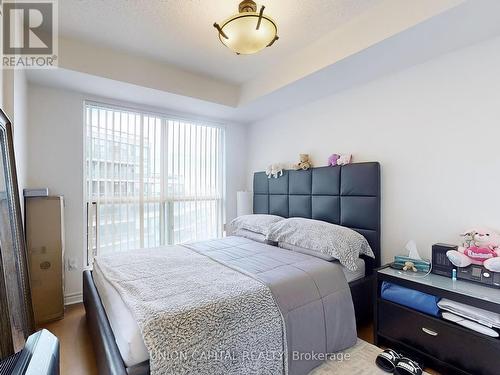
[225,123,248,225]
[27,86,85,304]
[26,84,247,303]
[1,71,13,117]
[1,68,29,216]
[1,2,28,205]
[239,0,463,105]
[13,69,29,211]
[246,36,500,263]
[59,37,239,107]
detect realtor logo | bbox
[2,0,58,68]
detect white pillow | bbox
[228,214,284,236]
[279,242,335,262]
[268,218,374,271]
[232,228,270,244]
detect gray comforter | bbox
[95,236,356,375]
[185,237,357,375]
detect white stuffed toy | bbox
[265,163,285,179]
[265,165,272,178]
[272,164,284,178]
[337,154,352,166]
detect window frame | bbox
[82,100,227,264]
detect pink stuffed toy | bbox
[447,228,500,272]
[328,154,340,166]
[327,153,352,167]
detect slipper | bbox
[394,357,423,375]
[376,349,401,372]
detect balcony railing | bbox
[86,196,222,265]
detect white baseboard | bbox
[64,292,83,306]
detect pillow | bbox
[232,228,270,244]
[228,214,284,236]
[278,242,335,261]
[268,218,374,271]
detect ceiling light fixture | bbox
[213,0,279,55]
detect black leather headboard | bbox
[253,162,381,274]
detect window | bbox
[85,102,225,261]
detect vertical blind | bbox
[85,102,225,260]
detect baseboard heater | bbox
[0,329,59,375]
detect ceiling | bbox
[30,0,500,124]
[29,0,500,124]
[58,0,384,84]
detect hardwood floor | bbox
[356,321,374,343]
[42,303,437,375]
[39,304,97,375]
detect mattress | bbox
[93,239,365,368]
[93,264,149,367]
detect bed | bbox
[252,162,381,325]
[83,162,381,375]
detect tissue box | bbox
[393,255,431,272]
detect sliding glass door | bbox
[85,102,225,261]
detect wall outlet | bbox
[67,258,78,271]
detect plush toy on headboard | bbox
[265,163,285,178]
[446,228,500,272]
[337,154,352,166]
[327,154,340,166]
[293,154,312,170]
[328,153,352,166]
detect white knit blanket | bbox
[438,298,500,329]
[94,245,287,375]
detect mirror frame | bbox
[0,109,35,359]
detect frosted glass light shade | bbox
[237,191,253,217]
[219,13,277,55]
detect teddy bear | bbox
[293,154,312,170]
[403,261,418,272]
[446,228,500,272]
[265,163,285,178]
[327,153,352,167]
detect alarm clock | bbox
[431,243,456,277]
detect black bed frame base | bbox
[83,270,148,375]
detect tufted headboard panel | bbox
[253,162,381,274]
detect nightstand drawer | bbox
[379,300,499,375]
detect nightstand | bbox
[374,266,500,375]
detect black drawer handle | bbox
[422,327,438,336]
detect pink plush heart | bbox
[465,246,498,262]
